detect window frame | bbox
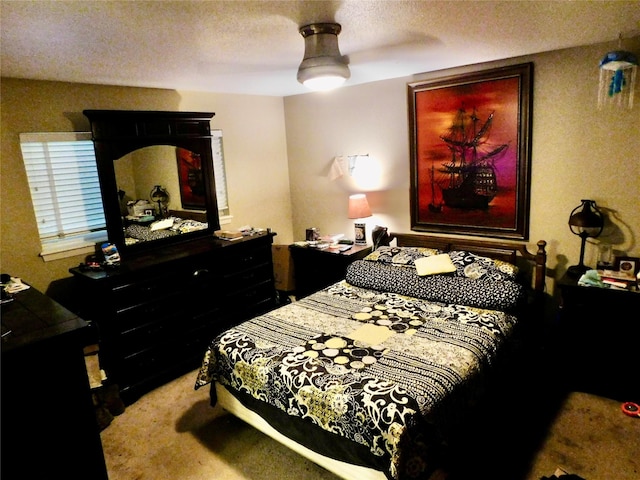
[20,132,108,261]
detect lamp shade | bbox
[348,194,372,219]
[568,199,603,232]
[150,185,169,204]
[297,23,350,91]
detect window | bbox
[20,132,107,261]
[212,130,231,220]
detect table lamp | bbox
[348,194,372,245]
[567,199,604,277]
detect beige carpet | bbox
[524,393,640,479]
[100,368,640,480]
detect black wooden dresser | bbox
[70,232,279,405]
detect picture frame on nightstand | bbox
[614,256,639,280]
[354,223,367,245]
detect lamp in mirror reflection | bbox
[297,23,350,91]
[150,185,169,218]
[567,199,604,277]
[348,194,372,245]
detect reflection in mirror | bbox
[114,146,209,247]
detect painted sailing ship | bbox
[432,107,509,210]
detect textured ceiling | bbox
[2,1,639,97]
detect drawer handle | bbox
[193,269,210,277]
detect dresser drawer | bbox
[117,305,221,357]
[222,280,276,313]
[118,321,217,381]
[221,262,272,291]
[110,259,225,309]
[114,288,183,323]
[111,272,176,308]
[117,313,182,357]
[219,243,272,270]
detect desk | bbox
[1,284,108,479]
[290,244,372,298]
[556,273,640,402]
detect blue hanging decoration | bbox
[598,47,638,109]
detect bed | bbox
[195,233,547,480]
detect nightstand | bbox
[290,244,372,298]
[556,273,640,402]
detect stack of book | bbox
[306,233,348,250]
[597,270,638,291]
[214,230,243,241]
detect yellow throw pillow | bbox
[415,254,456,276]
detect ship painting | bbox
[429,107,509,211]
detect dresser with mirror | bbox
[70,110,278,404]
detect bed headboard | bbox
[390,232,547,293]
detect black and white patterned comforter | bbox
[195,259,526,479]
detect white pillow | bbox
[414,254,457,276]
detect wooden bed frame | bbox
[390,232,547,293]
[216,233,548,480]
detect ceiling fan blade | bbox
[346,34,442,66]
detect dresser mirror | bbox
[84,110,221,258]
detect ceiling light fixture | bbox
[297,23,350,91]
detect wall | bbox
[284,38,640,298]
[2,38,639,298]
[0,79,293,293]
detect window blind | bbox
[211,130,229,216]
[20,132,107,255]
